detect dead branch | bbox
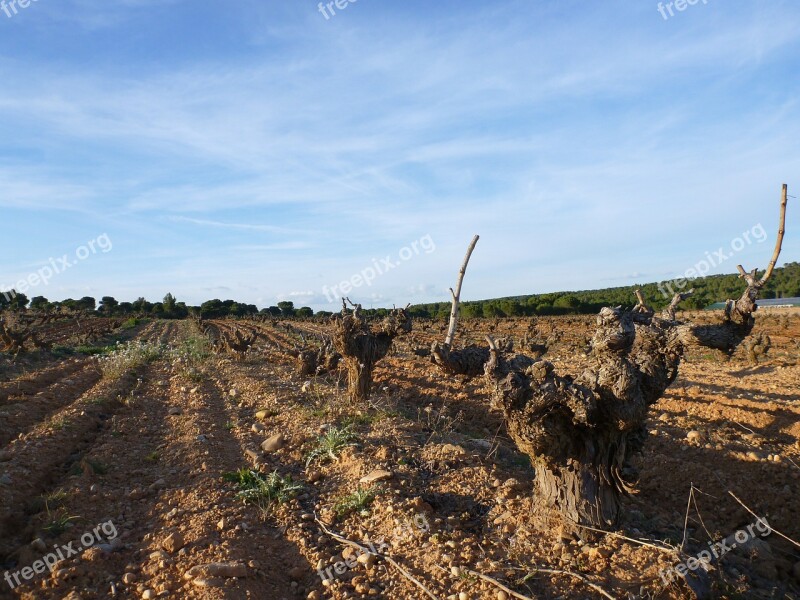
[315,518,439,600]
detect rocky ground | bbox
[1,311,798,600]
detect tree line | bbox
[1,262,797,320]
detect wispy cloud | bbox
[0,0,798,308]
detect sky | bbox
[0,0,798,311]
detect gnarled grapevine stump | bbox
[485,185,788,534]
[332,299,411,403]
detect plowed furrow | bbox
[0,359,87,406]
[0,363,103,448]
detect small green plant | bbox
[97,341,163,378]
[75,344,115,356]
[42,488,69,507]
[333,485,380,518]
[223,468,303,516]
[48,417,70,431]
[305,426,358,467]
[120,317,140,330]
[42,508,80,536]
[170,332,212,380]
[145,451,160,462]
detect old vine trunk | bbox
[332,299,411,403]
[484,185,788,534]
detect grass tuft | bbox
[305,425,358,467]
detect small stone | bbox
[409,496,434,513]
[192,577,221,588]
[497,592,509,600]
[261,433,285,452]
[357,553,376,568]
[31,538,47,552]
[229,389,238,397]
[687,430,702,442]
[307,470,323,483]
[359,469,392,484]
[184,562,247,580]
[450,566,461,577]
[0,474,11,486]
[255,410,269,420]
[217,518,226,530]
[251,423,265,434]
[142,590,156,600]
[307,592,322,600]
[168,407,182,416]
[190,387,199,394]
[122,572,137,584]
[289,567,305,581]
[459,593,469,600]
[245,449,259,462]
[162,531,185,554]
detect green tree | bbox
[277,301,295,317]
[296,306,314,318]
[163,293,177,314]
[30,296,50,310]
[99,296,119,315]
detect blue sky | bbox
[0,0,798,310]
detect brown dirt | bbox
[0,311,798,600]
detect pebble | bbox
[261,433,285,452]
[162,531,185,554]
[251,423,265,434]
[184,563,247,580]
[357,553,376,568]
[122,572,137,584]
[168,407,182,415]
[31,538,47,552]
[359,469,392,484]
[142,590,156,600]
[686,430,702,442]
[497,592,509,600]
